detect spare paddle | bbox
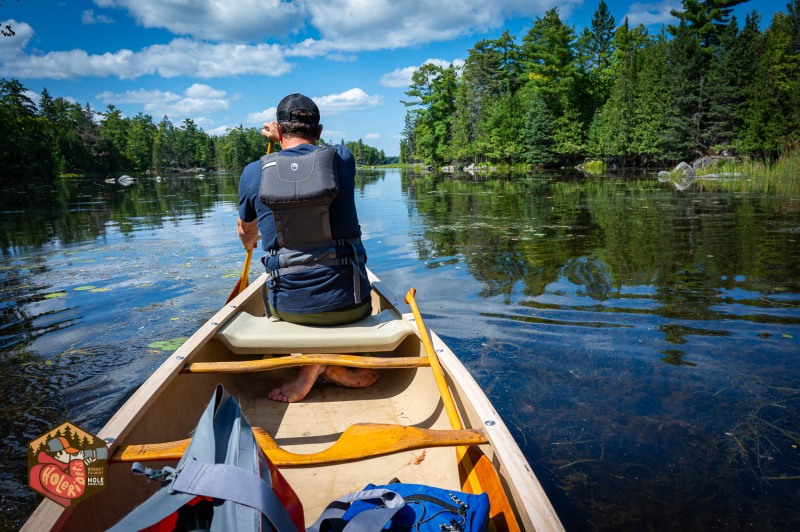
[405,288,521,531]
[226,141,274,304]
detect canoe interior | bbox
[39,281,507,531]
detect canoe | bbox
[23,269,563,531]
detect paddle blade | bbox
[226,248,253,304]
[458,445,521,531]
[225,279,243,304]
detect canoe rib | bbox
[183,353,430,373]
[110,423,488,467]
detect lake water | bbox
[1,168,799,530]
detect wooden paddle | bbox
[405,288,521,531]
[111,423,488,467]
[225,141,274,304]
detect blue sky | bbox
[0,0,790,156]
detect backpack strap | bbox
[171,459,298,532]
[306,488,405,532]
[109,459,299,532]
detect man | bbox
[238,93,379,403]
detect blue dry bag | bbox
[306,481,489,532]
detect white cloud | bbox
[246,107,277,124]
[624,1,681,27]
[96,88,179,105]
[365,133,380,140]
[24,89,40,108]
[207,125,237,136]
[380,58,464,88]
[96,84,230,119]
[314,88,383,114]
[245,89,382,127]
[0,20,34,59]
[82,9,114,24]
[192,116,216,129]
[298,0,578,53]
[1,38,292,80]
[323,130,346,141]
[93,0,306,42]
[94,0,575,51]
[185,83,227,99]
[4,0,575,81]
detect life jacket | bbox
[259,145,366,304]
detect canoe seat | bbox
[215,310,414,355]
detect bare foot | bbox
[268,364,325,403]
[321,366,380,389]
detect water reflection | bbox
[1,169,799,530]
[401,170,800,530]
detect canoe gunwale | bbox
[23,270,564,532]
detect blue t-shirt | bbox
[238,143,370,314]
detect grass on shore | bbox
[698,148,800,195]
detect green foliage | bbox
[739,4,800,154]
[401,1,798,169]
[582,159,606,174]
[576,0,617,110]
[403,63,458,165]
[523,91,556,166]
[669,0,750,49]
[0,79,381,179]
[342,139,387,166]
[0,79,55,178]
[215,126,264,170]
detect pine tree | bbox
[670,0,750,50]
[662,21,707,159]
[523,90,556,166]
[576,0,617,111]
[521,8,588,162]
[704,15,759,150]
[740,3,800,154]
[403,63,458,165]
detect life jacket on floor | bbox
[108,385,304,532]
[259,145,366,304]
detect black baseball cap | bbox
[276,93,320,125]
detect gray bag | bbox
[109,385,302,531]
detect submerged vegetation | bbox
[401,0,800,173]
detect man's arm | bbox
[238,218,259,249]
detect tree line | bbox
[0,79,389,179]
[400,0,800,168]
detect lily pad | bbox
[222,273,240,278]
[44,291,67,299]
[90,287,110,292]
[148,337,189,352]
[74,286,97,291]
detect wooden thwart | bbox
[110,423,488,467]
[183,353,430,374]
